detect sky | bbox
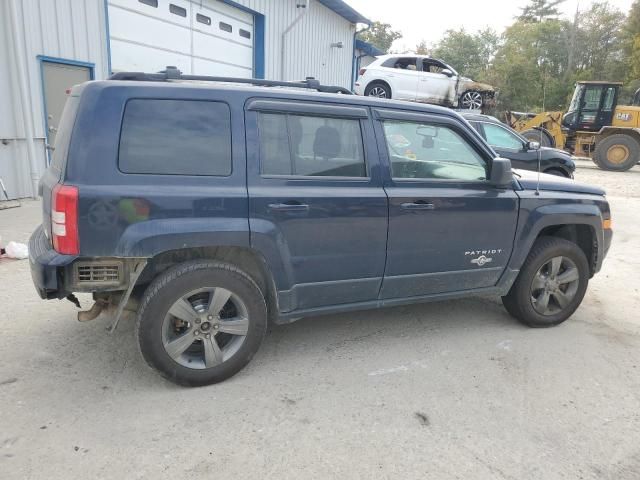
[346,0,635,51]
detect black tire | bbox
[502,237,589,328]
[593,134,639,171]
[136,260,267,386]
[544,168,570,178]
[521,128,554,148]
[364,81,391,99]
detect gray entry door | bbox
[42,62,91,160]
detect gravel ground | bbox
[0,164,639,480]
[573,158,640,198]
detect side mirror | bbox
[489,157,513,187]
[527,141,540,151]
[441,68,454,77]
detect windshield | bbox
[568,84,584,113]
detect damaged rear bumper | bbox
[29,225,76,299]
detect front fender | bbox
[115,218,250,257]
[509,193,605,272]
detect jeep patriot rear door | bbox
[374,109,519,298]
[245,99,388,312]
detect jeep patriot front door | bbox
[245,100,388,312]
[374,109,519,299]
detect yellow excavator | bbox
[506,81,640,171]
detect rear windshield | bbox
[50,95,80,173]
[118,99,232,176]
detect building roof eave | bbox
[355,39,384,57]
[316,0,370,25]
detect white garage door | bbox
[108,0,254,77]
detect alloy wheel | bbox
[162,287,249,369]
[368,86,388,98]
[461,91,483,110]
[530,256,580,316]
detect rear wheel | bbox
[136,260,267,386]
[364,82,391,99]
[521,128,554,148]
[593,134,639,171]
[502,237,589,328]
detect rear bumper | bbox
[29,225,77,299]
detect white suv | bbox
[354,54,495,110]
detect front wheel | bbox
[136,260,267,386]
[459,90,484,110]
[502,237,589,327]
[593,134,639,171]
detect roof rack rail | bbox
[108,66,353,95]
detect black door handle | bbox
[268,202,310,212]
[400,201,435,211]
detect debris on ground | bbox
[1,240,29,259]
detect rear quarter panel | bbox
[64,82,250,257]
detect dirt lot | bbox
[1,162,639,480]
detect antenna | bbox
[535,128,542,196]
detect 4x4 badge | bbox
[471,255,492,266]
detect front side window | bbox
[119,99,231,176]
[383,120,487,181]
[422,60,446,74]
[579,86,604,124]
[583,86,603,110]
[258,113,366,177]
[481,123,524,150]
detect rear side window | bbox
[119,99,231,176]
[257,113,366,177]
[50,95,80,173]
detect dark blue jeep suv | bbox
[29,69,612,386]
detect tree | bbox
[431,28,499,80]
[383,0,638,113]
[574,2,626,81]
[624,0,640,81]
[488,19,571,111]
[519,0,566,23]
[357,22,402,53]
[414,40,429,55]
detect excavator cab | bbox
[562,81,621,132]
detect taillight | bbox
[52,184,79,255]
[359,68,366,76]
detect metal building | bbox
[0,0,369,199]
